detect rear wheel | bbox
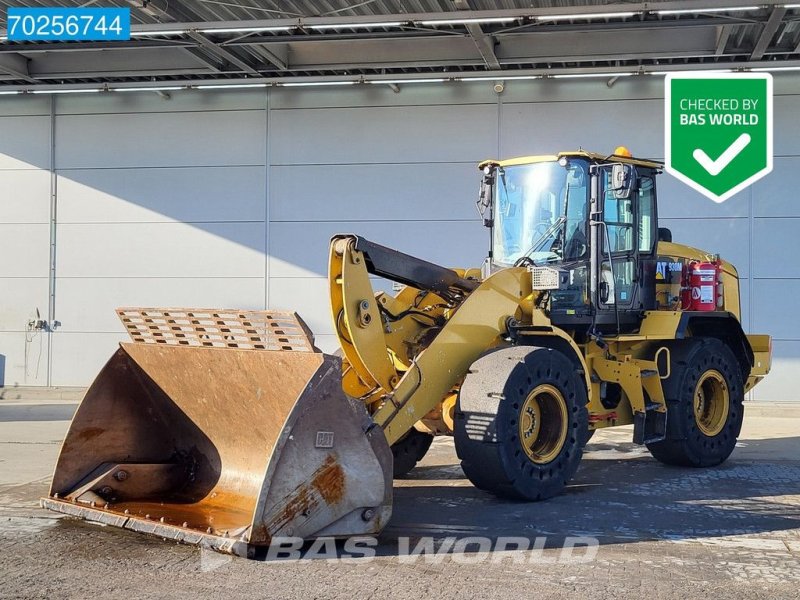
[646,338,744,467]
[391,429,434,478]
[454,346,589,500]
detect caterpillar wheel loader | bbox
[43,148,772,557]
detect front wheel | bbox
[454,346,589,500]
[646,338,744,467]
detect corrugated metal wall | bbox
[0,76,797,399]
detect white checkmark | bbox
[692,133,751,176]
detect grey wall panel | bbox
[0,278,50,333]
[271,85,497,110]
[56,222,265,278]
[0,83,796,401]
[774,95,800,156]
[269,220,487,279]
[500,77,663,105]
[56,277,265,334]
[55,110,266,169]
[57,89,266,115]
[0,224,50,277]
[270,104,497,165]
[269,163,479,222]
[752,218,800,278]
[773,74,800,95]
[499,98,663,159]
[751,279,800,340]
[269,277,333,336]
[314,333,339,355]
[738,277,750,333]
[0,96,51,116]
[0,169,51,223]
[658,173,749,219]
[657,217,750,278]
[750,340,800,401]
[0,116,51,170]
[57,167,266,224]
[49,332,127,387]
[752,157,800,217]
[0,331,49,387]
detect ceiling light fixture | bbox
[280,81,358,87]
[750,65,800,71]
[551,72,635,79]
[461,75,542,81]
[195,83,269,89]
[648,69,735,75]
[198,26,293,34]
[419,17,518,26]
[537,11,637,22]
[656,6,759,15]
[112,86,184,92]
[370,78,448,84]
[30,88,102,94]
[308,22,404,30]
[131,30,186,36]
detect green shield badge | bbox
[665,73,773,203]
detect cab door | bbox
[595,166,658,331]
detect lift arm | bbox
[329,234,531,445]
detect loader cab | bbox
[479,151,661,334]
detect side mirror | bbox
[611,163,636,199]
[477,167,495,226]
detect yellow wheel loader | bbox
[43,149,772,557]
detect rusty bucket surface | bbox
[42,308,392,557]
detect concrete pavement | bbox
[1,399,799,599]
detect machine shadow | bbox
[250,436,800,562]
[374,435,800,556]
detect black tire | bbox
[454,346,589,500]
[391,429,434,478]
[646,337,744,467]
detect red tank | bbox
[682,260,722,312]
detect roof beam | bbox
[185,31,261,76]
[124,0,227,73]
[750,6,786,60]
[7,59,800,93]
[124,0,199,23]
[128,0,287,71]
[0,53,37,83]
[453,0,500,70]
[247,45,288,71]
[716,25,733,55]
[54,1,768,38]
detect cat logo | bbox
[656,261,683,281]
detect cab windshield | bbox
[493,160,589,266]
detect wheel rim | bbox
[518,384,569,464]
[693,369,730,437]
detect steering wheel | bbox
[514,256,535,268]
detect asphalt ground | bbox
[1,399,799,599]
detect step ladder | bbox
[592,355,667,445]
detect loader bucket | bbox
[41,308,392,558]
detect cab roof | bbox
[479,151,663,170]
